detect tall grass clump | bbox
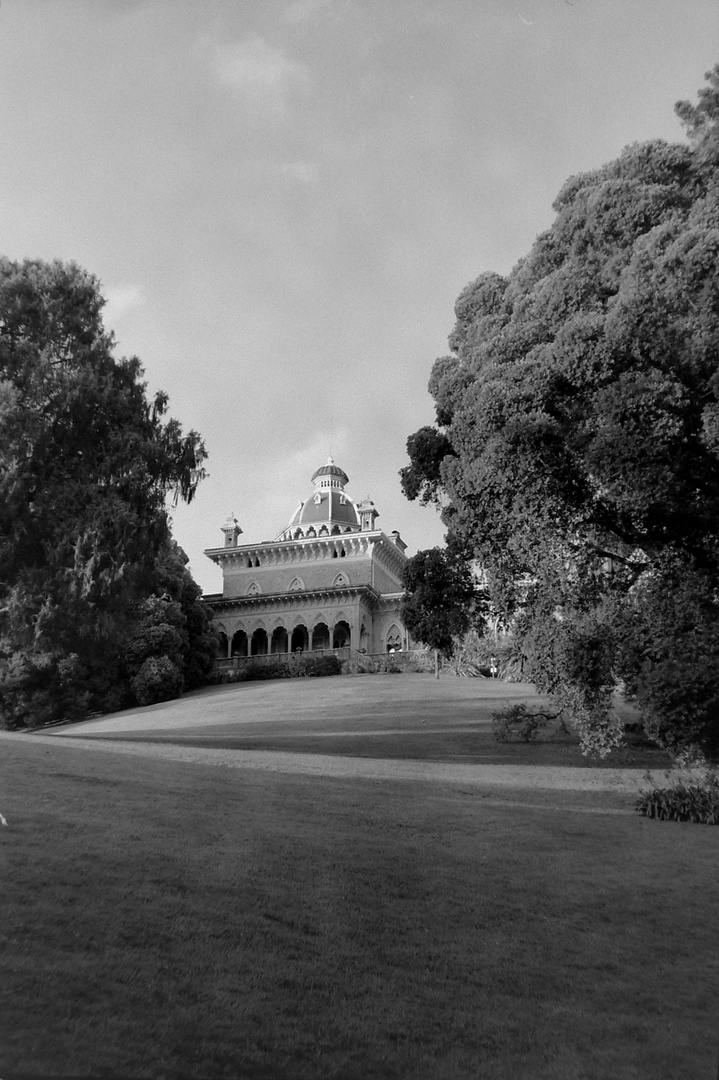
[636,767,719,824]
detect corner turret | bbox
[357,497,379,532]
[221,513,242,548]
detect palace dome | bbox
[311,461,349,486]
[277,457,361,539]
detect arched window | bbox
[333,620,351,648]
[271,626,288,654]
[312,622,331,650]
[231,629,248,657]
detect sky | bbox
[0,0,716,593]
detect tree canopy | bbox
[0,258,213,727]
[402,67,719,759]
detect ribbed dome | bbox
[289,489,359,529]
[311,461,349,486]
[276,457,361,540]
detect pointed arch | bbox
[311,621,331,651]
[333,620,351,648]
[271,625,288,654]
[291,624,309,652]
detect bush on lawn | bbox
[635,768,719,824]
[131,655,184,706]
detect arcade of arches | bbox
[219,619,353,657]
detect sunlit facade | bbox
[203,458,411,658]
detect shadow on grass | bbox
[1,737,718,1080]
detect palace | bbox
[203,458,412,659]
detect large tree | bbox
[401,546,480,677]
[402,68,719,759]
[0,258,211,727]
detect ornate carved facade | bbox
[203,458,411,658]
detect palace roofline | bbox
[204,529,408,575]
[204,528,403,556]
[206,583,382,611]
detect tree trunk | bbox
[434,648,440,679]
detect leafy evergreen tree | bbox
[0,258,212,727]
[402,68,719,758]
[401,547,480,677]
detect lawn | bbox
[55,673,673,771]
[2,725,718,1079]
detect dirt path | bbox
[2,730,654,793]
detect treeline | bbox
[402,67,719,762]
[0,259,216,728]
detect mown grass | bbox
[2,736,718,1080]
[73,673,672,771]
[120,724,669,769]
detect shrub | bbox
[131,655,184,706]
[301,655,342,677]
[635,769,719,824]
[211,654,343,685]
[445,630,525,680]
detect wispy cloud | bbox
[213,35,308,115]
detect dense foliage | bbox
[402,68,719,758]
[213,654,342,683]
[401,546,481,673]
[636,769,719,824]
[0,259,213,727]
